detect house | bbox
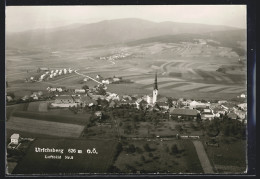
[109,100,117,108]
[189,101,208,109]
[122,95,132,101]
[240,93,246,98]
[118,100,135,107]
[233,109,246,120]
[6,95,13,102]
[38,67,49,72]
[156,102,169,110]
[21,95,29,101]
[218,100,227,104]
[75,89,86,93]
[54,95,74,104]
[201,109,214,120]
[72,96,81,103]
[227,112,238,120]
[106,93,120,101]
[157,97,168,103]
[142,95,151,104]
[95,111,102,119]
[81,96,97,107]
[57,88,63,92]
[101,80,110,84]
[135,99,148,109]
[238,103,247,111]
[37,91,43,96]
[96,75,102,79]
[51,95,77,108]
[10,133,20,145]
[212,106,226,117]
[221,103,236,112]
[113,77,120,82]
[49,88,57,92]
[89,94,106,100]
[30,93,38,100]
[169,108,198,120]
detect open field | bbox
[114,140,203,173]
[6,103,29,120]
[6,41,246,100]
[6,117,85,138]
[204,140,246,174]
[12,138,117,174]
[118,121,203,138]
[12,110,91,125]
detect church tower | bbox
[152,72,158,104]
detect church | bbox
[152,72,158,104]
[143,73,158,106]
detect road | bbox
[192,140,214,174]
[74,70,103,85]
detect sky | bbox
[6,5,246,32]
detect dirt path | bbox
[192,140,214,174]
[75,70,103,85]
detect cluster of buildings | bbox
[99,52,131,61]
[27,67,74,82]
[95,74,123,85]
[48,73,247,124]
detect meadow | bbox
[6,117,85,138]
[114,140,203,173]
[204,140,246,173]
[6,41,246,100]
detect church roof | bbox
[154,72,158,90]
[169,108,198,116]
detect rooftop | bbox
[169,108,198,116]
[11,133,20,139]
[55,95,73,100]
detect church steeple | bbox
[154,72,158,90]
[152,72,158,104]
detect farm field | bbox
[6,103,29,121]
[114,140,203,173]
[6,117,85,138]
[12,108,92,125]
[12,138,117,174]
[204,140,246,174]
[118,121,203,138]
[6,41,246,100]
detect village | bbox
[6,70,247,123]
[6,70,247,140]
[6,69,247,174]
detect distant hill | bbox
[127,29,246,56]
[6,18,242,49]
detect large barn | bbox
[169,108,198,120]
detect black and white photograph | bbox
[5,5,249,175]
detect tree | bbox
[140,155,145,162]
[223,125,230,136]
[96,87,106,95]
[171,144,179,154]
[197,113,201,120]
[175,125,183,132]
[82,85,89,90]
[143,143,151,152]
[167,97,173,108]
[126,144,136,153]
[7,92,15,99]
